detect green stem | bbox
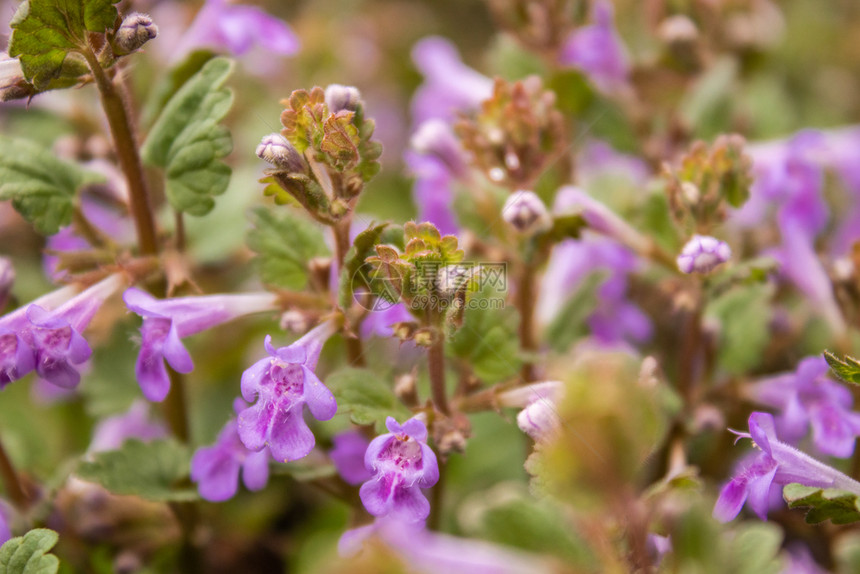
[517,261,537,382]
[0,433,28,509]
[428,460,446,531]
[163,369,190,444]
[428,330,450,416]
[82,45,159,256]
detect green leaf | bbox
[0,529,60,574]
[8,0,119,90]
[824,351,860,385]
[245,207,330,290]
[705,283,774,375]
[338,222,390,309]
[0,136,104,234]
[448,281,521,383]
[784,483,860,524]
[142,57,234,216]
[325,368,410,431]
[142,50,217,128]
[544,272,605,353]
[75,439,198,502]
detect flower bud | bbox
[325,84,361,113]
[517,396,561,441]
[112,13,158,56]
[0,54,30,102]
[502,191,552,235]
[677,235,731,274]
[256,133,306,172]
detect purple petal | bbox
[746,463,779,520]
[364,434,395,472]
[402,418,428,442]
[267,409,315,462]
[360,473,397,517]
[713,479,749,522]
[301,366,337,421]
[330,431,372,485]
[385,417,403,435]
[36,358,80,389]
[809,403,857,458]
[240,357,271,403]
[241,448,270,491]
[135,344,170,402]
[390,485,431,523]
[161,321,193,374]
[237,399,275,452]
[749,412,777,455]
[123,288,163,318]
[191,444,241,502]
[416,444,439,488]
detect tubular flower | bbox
[713,412,860,522]
[558,0,629,92]
[329,430,372,485]
[238,322,337,463]
[359,417,439,523]
[124,289,278,402]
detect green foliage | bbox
[75,439,198,502]
[325,368,410,431]
[448,282,521,383]
[824,351,860,385]
[142,50,217,128]
[338,222,390,309]
[0,136,104,234]
[245,207,330,290]
[0,529,60,574]
[784,483,860,525]
[706,283,774,375]
[545,272,605,353]
[142,57,234,216]
[8,0,118,90]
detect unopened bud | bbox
[677,235,731,274]
[0,54,29,102]
[517,397,561,441]
[279,310,309,334]
[112,13,158,56]
[394,370,418,406]
[256,133,306,172]
[503,191,552,235]
[658,15,698,45]
[325,84,361,113]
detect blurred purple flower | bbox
[175,0,299,60]
[192,414,270,502]
[339,517,548,573]
[405,151,460,236]
[0,257,13,312]
[360,302,412,339]
[0,500,9,545]
[410,37,492,125]
[359,417,439,523]
[676,235,731,274]
[748,356,860,458]
[558,0,630,92]
[238,322,337,463]
[539,237,651,348]
[89,400,168,453]
[713,412,860,522]
[647,534,672,566]
[554,186,650,253]
[124,288,277,402]
[329,430,372,485]
[577,140,650,186]
[781,543,828,574]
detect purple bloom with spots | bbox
[748,356,860,458]
[359,417,439,523]
[238,322,337,463]
[713,412,860,522]
[124,288,277,402]
[558,0,629,92]
[676,235,732,274]
[191,412,270,502]
[329,430,372,485]
[89,401,168,453]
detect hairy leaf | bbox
[142,57,234,216]
[824,351,860,385]
[246,207,329,290]
[0,136,104,234]
[75,439,197,502]
[0,529,60,574]
[326,368,409,431]
[784,483,860,525]
[8,0,119,89]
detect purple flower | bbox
[0,275,122,389]
[124,288,277,402]
[781,543,828,574]
[0,257,13,312]
[499,381,564,441]
[359,417,439,523]
[554,186,650,253]
[191,414,270,502]
[89,401,167,453]
[677,235,731,274]
[174,0,299,60]
[558,1,630,92]
[713,412,860,522]
[410,37,492,125]
[329,430,372,485]
[339,517,547,573]
[503,191,552,236]
[238,322,337,463]
[405,150,460,236]
[577,140,650,186]
[359,302,413,339]
[748,356,860,458]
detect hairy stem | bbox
[0,433,27,509]
[517,261,537,382]
[82,46,159,256]
[428,330,450,416]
